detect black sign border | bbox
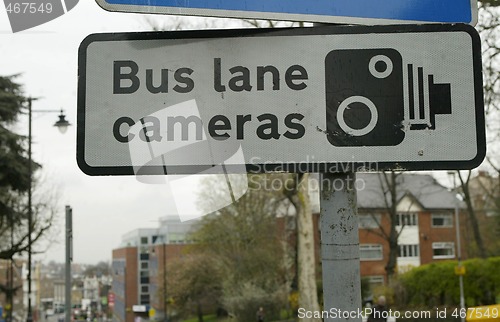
[77,23,485,176]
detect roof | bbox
[357,173,461,210]
[309,173,463,211]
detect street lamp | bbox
[26,97,70,322]
[447,171,465,322]
[54,110,71,134]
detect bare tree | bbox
[459,171,488,258]
[378,172,400,280]
[0,177,59,317]
[445,3,500,258]
[0,179,59,259]
[282,174,321,322]
[480,0,500,7]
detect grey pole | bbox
[320,172,362,322]
[163,241,167,322]
[65,206,73,322]
[27,97,33,322]
[455,202,465,322]
[449,172,465,322]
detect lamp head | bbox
[54,110,71,134]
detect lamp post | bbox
[163,238,167,322]
[26,97,70,322]
[448,171,465,322]
[65,205,73,322]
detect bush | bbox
[221,282,288,322]
[399,257,500,307]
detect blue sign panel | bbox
[96,0,477,25]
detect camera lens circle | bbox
[369,55,393,78]
[337,96,378,137]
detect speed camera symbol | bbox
[325,48,452,147]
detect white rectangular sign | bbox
[77,25,485,175]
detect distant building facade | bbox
[309,173,466,286]
[111,216,198,322]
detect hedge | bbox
[398,257,500,307]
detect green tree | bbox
[0,75,58,308]
[0,74,33,315]
[165,254,223,322]
[0,74,33,259]
[0,75,31,196]
[192,174,289,322]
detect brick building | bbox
[335,173,465,285]
[111,216,198,322]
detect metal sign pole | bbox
[320,172,362,322]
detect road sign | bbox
[77,24,485,176]
[455,265,466,276]
[148,308,156,319]
[95,0,478,25]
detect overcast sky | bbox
[0,1,251,264]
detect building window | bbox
[432,242,455,259]
[140,261,149,270]
[358,214,382,229]
[360,244,383,261]
[399,244,419,258]
[140,237,148,245]
[366,275,385,286]
[431,214,453,228]
[140,294,150,305]
[396,212,418,226]
[169,233,185,244]
[141,285,149,294]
